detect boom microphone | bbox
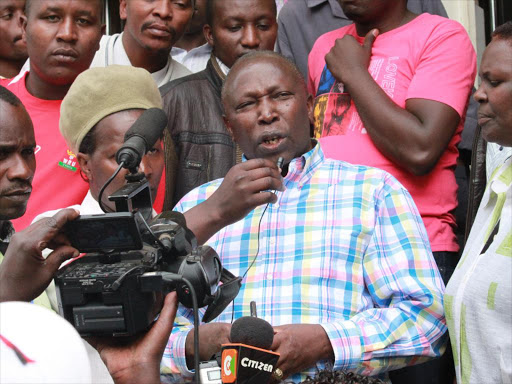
[221,311,279,383]
[116,108,168,170]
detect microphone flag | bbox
[220,343,279,384]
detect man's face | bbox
[205,0,277,68]
[474,39,512,147]
[22,0,104,86]
[120,0,194,53]
[0,101,35,221]
[79,109,164,212]
[0,0,27,63]
[223,58,314,165]
[338,0,396,25]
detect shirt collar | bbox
[307,0,347,18]
[241,140,322,189]
[214,56,231,76]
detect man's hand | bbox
[269,324,334,382]
[185,322,231,369]
[325,29,378,85]
[184,158,284,244]
[88,292,178,384]
[0,208,80,302]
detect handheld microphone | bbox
[221,308,279,383]
[115,108,167,170]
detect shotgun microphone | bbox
[116,108,167,170]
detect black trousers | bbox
[388,251,458,384]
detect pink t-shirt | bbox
[1,73,90,230]
[308,14,476,252]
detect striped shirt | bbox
[162,143,446,382]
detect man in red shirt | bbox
[0,0,105,229]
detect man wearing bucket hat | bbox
[34,65,168,229]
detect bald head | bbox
[221,51,313,165]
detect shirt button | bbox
[266,273,273,280]
[269,238,276,245]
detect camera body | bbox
[55,243,220,337]
[55,176,233,337]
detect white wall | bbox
[442,0,486,84]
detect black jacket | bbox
[466,125,487,241]
[160,57,240,209]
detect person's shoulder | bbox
[169,59,192,81]
[278,0,309,22]
[160,68,211,98]
[174,179,223,211]
[311,24,354,54]
[412,13,469,36]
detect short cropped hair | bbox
[492,21,512,44]
[221,51,307,105]
[0,86,23,107]
[206,0,276,27]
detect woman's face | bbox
[474,39,512,147]
[78,109,164,211]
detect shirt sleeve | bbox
[161,186,218,378]
[320,174,447,374]
[406,19,476,117]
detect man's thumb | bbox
[363,29,378,52]
[45,246,79,272]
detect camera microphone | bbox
[116,108,167,170]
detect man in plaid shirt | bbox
[163,52,446,383]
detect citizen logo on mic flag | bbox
[220,344,279,384]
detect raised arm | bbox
[324,25,475,175]
[183,158,283,244]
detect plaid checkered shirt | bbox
[162,142,446,382]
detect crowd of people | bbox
[0,0,510,383]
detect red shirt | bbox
[1,73,89,230]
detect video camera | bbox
[55,108,242,338]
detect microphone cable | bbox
[97,162,125,213]
[231,157,284,324]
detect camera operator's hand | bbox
[88,292,178,384]
[184,159,284,244]
[0,208,80,303]
[185,322,232,369]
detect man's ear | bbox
[119,0,128,20]
[223,115,235,141]
[77,153,92,183]
[306,94,314,126]
[204,24,214,47]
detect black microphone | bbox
[116,108,167,170]
[221,308,279,383]
[230,316,274,350]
